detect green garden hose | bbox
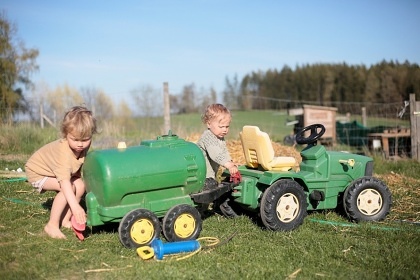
[309,218,419,231]
[1,177,27,183]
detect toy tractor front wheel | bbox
[162,204,202,242]
[260,179,308,231]
[343,176,392,222]
[118,208,161,249]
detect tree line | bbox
[222,62,420,114]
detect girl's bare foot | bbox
[44,224,67,239]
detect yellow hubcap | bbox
[130,218,155,244]
[174,213,196,238]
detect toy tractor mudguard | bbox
[83,132,232,249]
[218,124,392,231]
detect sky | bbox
[2,0,420,103]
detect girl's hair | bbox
[201,103,231,124]
[61,106,98,139]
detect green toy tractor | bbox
[217,124,392,231]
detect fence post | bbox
[361,107,367,127]
[39,105,56,129]
[410,93,420,161]
[163,82,171,134]
[40,104,44,128]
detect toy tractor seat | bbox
[240,126,297,171]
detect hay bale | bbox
[226,139,301,165]
[186,133,301,166]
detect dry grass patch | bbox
[377,172,420,222]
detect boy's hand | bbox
[225,161,239,175]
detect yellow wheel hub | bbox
[130,218,155,244]
[174,213,196,238]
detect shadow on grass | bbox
[90,223,119,234]
[41,197,53,210]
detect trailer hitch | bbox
[190,183,233,204]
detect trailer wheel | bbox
[260,179,308,231]
[343,177,392,222]
[162,204,202,242]
[118,208,160,249]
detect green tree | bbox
[404,62,420,100]
[0,11,39,123]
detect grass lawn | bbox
[0,112,419,279]
[1,176,419,279]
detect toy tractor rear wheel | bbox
[343,176,392,222]
[214,193,243,218]
[218,197,240,218]
[162,204,202,242]
[118,208,161,249]
[260,179,308,231]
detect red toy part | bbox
[71,215,85,241]
[230,172,242,184]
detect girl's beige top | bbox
[25,139,86,183]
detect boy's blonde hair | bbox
[201,104,231,124]
[61,106,98,139]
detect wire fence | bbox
[269,98,412,158]
[2,95,416,159]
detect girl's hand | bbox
[72,205,86,225]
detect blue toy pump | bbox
[137,238,201,260]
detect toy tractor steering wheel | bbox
[295,124,326,145]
